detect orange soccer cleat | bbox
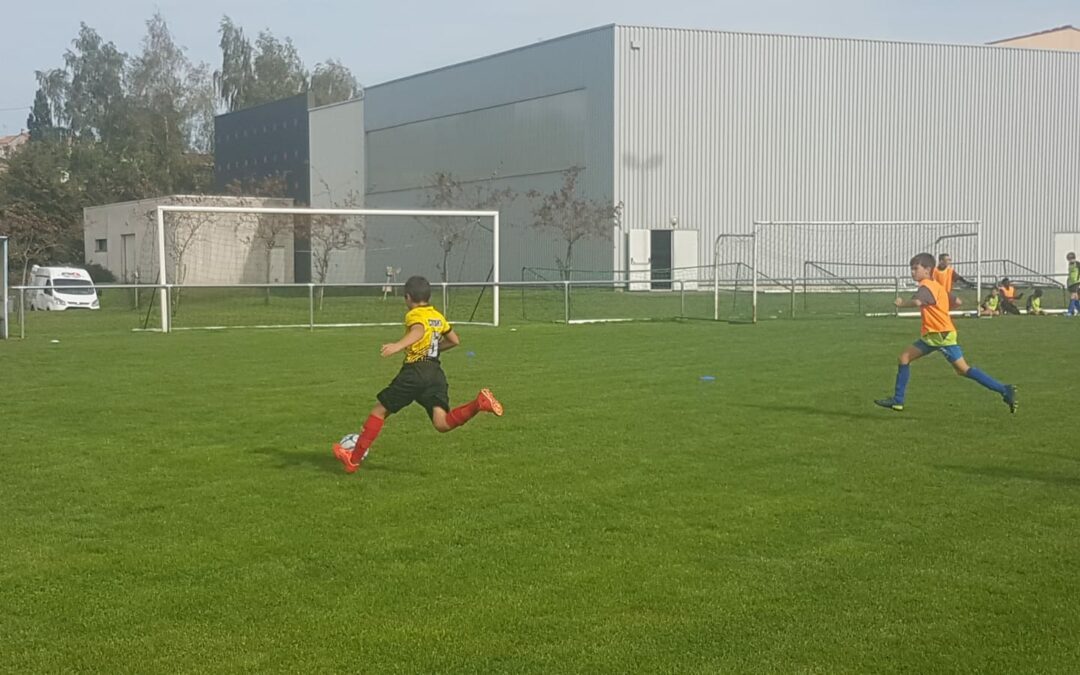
[476,388,504,417]
[333,442,363,474]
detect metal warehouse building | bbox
[264,24,1080,284]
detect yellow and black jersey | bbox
[402,305,452,364]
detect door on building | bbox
[672,230,699,291]
[628,230,651,291]
[626,229,701,291]
[1054,233,1080,278]
[650,230,672,290]
[121,234,136,282]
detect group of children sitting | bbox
[978,279,1043,316]
[978,251,1080,317]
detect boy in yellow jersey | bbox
[875,253,1017,413]
[1067,252,1080,317]
[333,276,503,473]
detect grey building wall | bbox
[613,26,1080,276]
[309,98,366,283]
[363,26,617,284]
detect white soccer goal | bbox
[153,205,500,332]
[750,220,982,322]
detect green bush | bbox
[83,263,116,284]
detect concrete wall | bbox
[84,195,296,285]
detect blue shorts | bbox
[913,339,964,363]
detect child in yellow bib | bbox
[875,253,1017,413]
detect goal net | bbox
[751,220,981,321]
[152,206,499,332]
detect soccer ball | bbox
[339,433,359,451]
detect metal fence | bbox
[7,269,1071,338]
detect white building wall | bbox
[613,26,1080,276]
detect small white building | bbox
[84,195,296,285]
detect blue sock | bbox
[967,367,1007,396]
[894,364,910,403]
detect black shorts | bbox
[377,360,450,418]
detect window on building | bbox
[95,239,108,253]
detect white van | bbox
[28,266,100,311]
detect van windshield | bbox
[53,278,95,295]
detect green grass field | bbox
[2,312,1078,672]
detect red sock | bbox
[445,399,480,430]
[352,415,384,461]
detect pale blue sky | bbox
[0,0,1075,135]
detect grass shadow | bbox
[1026,451,1080,465]
[253,445,430,477]
[253,446,340,472]
[935,464,1080,488]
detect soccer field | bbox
[2,316,1078,672]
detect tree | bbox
[527,166,622,280]
[128,13,217,154]
[249,32,308,103]
[62,24,128,141]
[142,195,221,314]
[34,69,69,130]
[214,17,313,111]
[26,90,56,141]
[423,172,515,283]
[0,203,69,285]
[310,59,359,107]
[213,16,256,112]
[225,175,293,303]
[0,139,84,281]
[306,181,366,308]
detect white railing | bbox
[8,271,1071,337]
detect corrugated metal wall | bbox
[363,27,616,283]
[613,26,1080,275]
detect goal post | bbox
[750,220,982,322]
[155,205,500,332]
